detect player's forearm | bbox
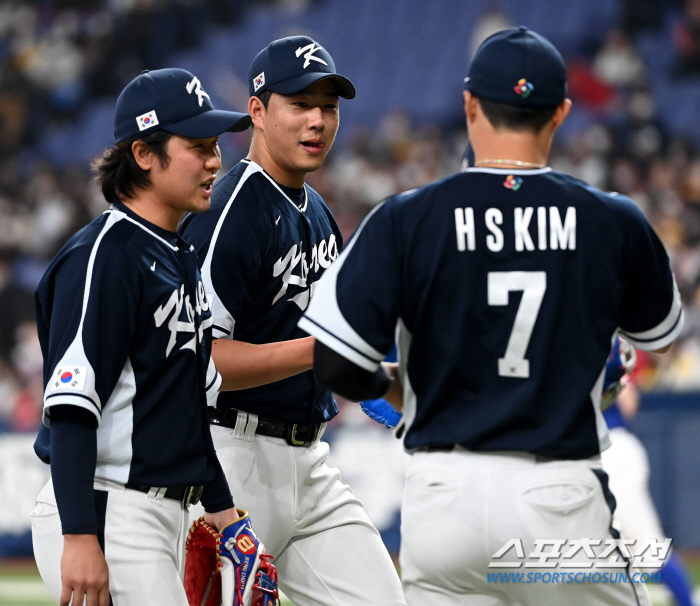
[213,336,315,390]
[381,363,404,412]
[50,405,99,535]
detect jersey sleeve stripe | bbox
[206,371,222,407]
[619,306,684,351]
[205,370,220,392]
[618,278,684,350]
[213,324,231,336]
[299,316,382,371]
[44,394,101,424]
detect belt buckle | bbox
[184,486,203,507]
[287,423,307,447]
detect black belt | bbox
[124,483,203,507]
[209,407,323,447]
[416,445,558,462]
[417,445,455,453]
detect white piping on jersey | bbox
[618,277,684,350]
[44,208,183,425]
[590,363,611,453]
[106,207,179,251]
[44,211,128,421]
[396,318,417,450]
[205,356,222,407]
[202,161,263,278]
[80,211,124,323]
[201,161,265,339]
[465,167,553,176]
[243,159,309,213]
[300,201,388,371]
[95,357,135,484]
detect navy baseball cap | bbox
[248,36,355,99]
[114,68,251,143]
[464,26,567,109]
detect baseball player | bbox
[180,36,406,606]
[29,68,254,605]
[602,338,696,606]
[301,27,683,606]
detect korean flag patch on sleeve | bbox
[50,366,87,392]
[136,110,159,131]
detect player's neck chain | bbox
[475,159,546,169]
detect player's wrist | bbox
[62,534,100,544]
[204,507,241,532]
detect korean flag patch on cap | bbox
[136,110,159,131]
[253,72,265,92]
[50,366,87,392]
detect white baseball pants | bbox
[601,427,668,553]
[31,478,190,605]
[189,421,406,606]
[399,448,652,606]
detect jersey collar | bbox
[243,159,309,214]
[110,201,181,248]
[465,167,553,175]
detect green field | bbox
[1,556,699,606]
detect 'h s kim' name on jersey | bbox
[455,206,576,252]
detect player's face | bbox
[149,134,221,216]
[254,79,339,186]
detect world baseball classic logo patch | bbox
[514,78,534,98]
[504,175,523,191]
[50,366,87,392]
[136,110,159,131]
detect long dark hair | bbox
[92,130,173,203]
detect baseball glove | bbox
[185,511,279,606]
[601,336,637,409]
[360,398,402,429]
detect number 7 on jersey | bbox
[487,271,547,379]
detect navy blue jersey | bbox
[34,202,224,487]
[180,159,342,424]
[301,167,683,459]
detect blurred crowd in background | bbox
[1,0,700,433]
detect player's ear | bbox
[248,95,266,129]
[131,139,155,171]
[463,91,479,127]
[550,98,572,132]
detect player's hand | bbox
[381,362,403,411]
[60,534,110,606]
[203,507,241,532]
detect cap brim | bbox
[267,73,355,99]
[164,109,251,138]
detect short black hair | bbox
[93,130,173,204]
[256,90,273,109]
[478,98,557,134]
